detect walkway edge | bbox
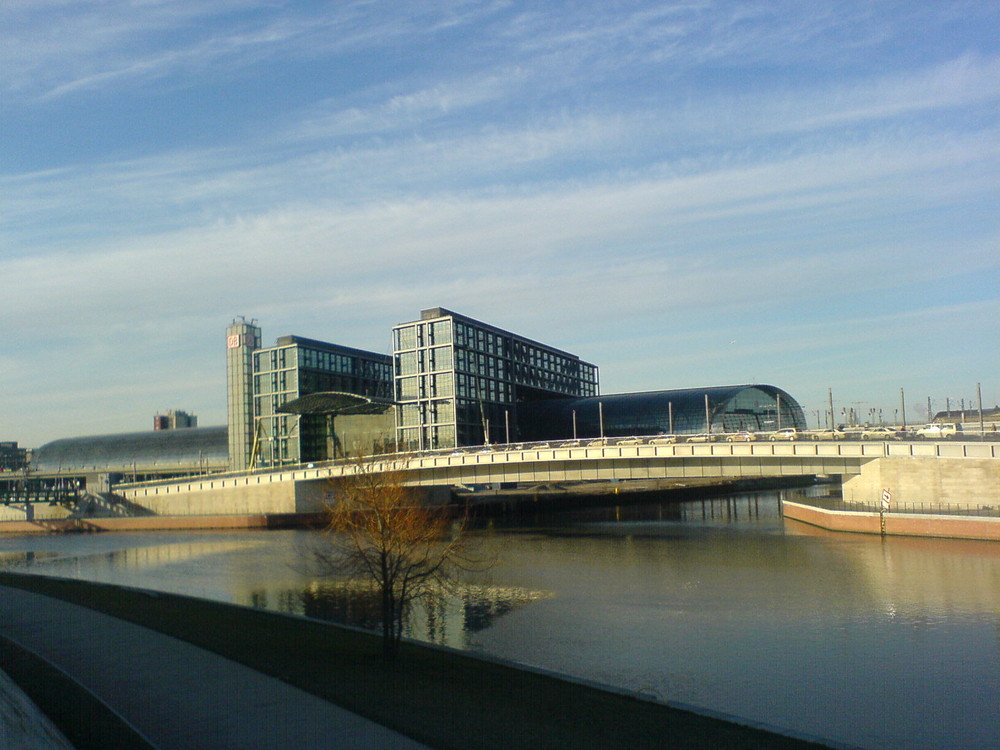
[0,634,159,750]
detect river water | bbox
[1,487,998,749]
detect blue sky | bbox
[3,0,998,447]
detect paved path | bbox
[0,585,430,749]
[0,668,76,749]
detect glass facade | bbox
[517,385,807,441]
[392,308,599,450]
[250,336,392,467]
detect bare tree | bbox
[318,460,485,658]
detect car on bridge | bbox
[725,431,757,442]
[648,435,678,445]
[914,423,961,439]
[768,428,800,441]
[811,428,847,440]
[685,434,717,443]
[615,437,646,446]
[860,426,903,440]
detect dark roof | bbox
[276,392,394,416]
[32,426,228,473]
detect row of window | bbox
[254,347,292,372]
[395,346,454,376]
[394,320,454,350]
[396,372,456,400]
[398,400,456,427]
[394,320,596,383]
[397,424,457,451]
[297,347,377,375]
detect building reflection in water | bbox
[240,580,551,649]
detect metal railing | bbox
[791,497,1000,518]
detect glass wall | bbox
[250,338,392,466]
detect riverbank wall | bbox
[0,512,325,535]
[781,500,1000,542]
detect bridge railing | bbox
[111,435,1000,493]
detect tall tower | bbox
[226,317,261,471]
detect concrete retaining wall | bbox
[842,456,1000,507]
[118,473,331,515]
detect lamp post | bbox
[978,382,985,437]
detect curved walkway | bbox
[0,584,428,749]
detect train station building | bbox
[17,307,806,484]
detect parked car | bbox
[811,428,847,440]
[685,434,716,443]
[648,435,678,445]
[860,426,902,440]
[726,431,757,442]
[914,423,961,439]
[768,428,800,441]
[616,437,645,446]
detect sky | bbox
[3,0,999,448]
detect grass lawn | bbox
[0,571,830,749]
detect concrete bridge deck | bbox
[5,439,997,526]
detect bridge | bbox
[105,437,1000,519]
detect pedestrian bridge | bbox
[107,438,1000,518]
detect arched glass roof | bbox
[518,385,806,439]
[32,426,228,473]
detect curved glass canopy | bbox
[33,426,228,473]
[518,385,806,440]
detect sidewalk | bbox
[0,584,429,750]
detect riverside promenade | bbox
[0,582,429,749]
[0,573,835,750]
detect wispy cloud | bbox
[2,1,998,445]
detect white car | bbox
[860,426,902,440]
[915,423,961,439]
[811,429,847,440]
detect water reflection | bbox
[1,489,997,749]
[237,580,551,648]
